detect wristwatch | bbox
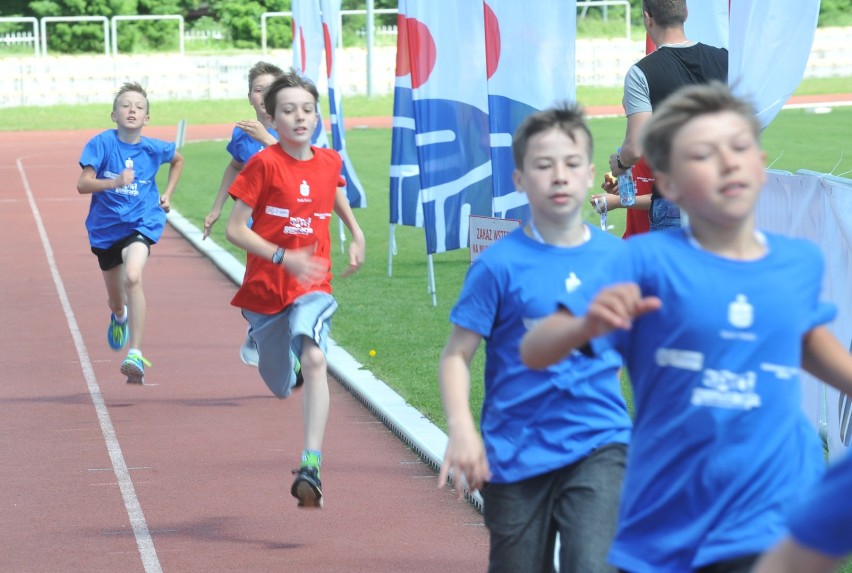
[616,154,628,170]
[271,247,285,265]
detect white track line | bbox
[16,158,162,573]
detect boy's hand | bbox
[438,430,491,498]
[340,237,365,278]
[159,195,171,213]
[237,120,275,146]
[115,168,134,188]
[282,245,329,286]
[202,211,220,240]
[601,171,618,195]
[584,283,661,336]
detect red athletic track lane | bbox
[0,129,488,572]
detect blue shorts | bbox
[241,291,338,398]
[649,196,681,231]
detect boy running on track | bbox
[520,82,852,573]
[201,60,284,367]
[77,81,184,385]
[225,69,365,508]
[438,103,631,572]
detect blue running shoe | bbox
[107,313,129,351]
[121,352,150,385]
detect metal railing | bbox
[0,17,39,57]
[41,16,110,56]
[111,14,185,56]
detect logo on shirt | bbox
[565,272,581,293]
[266,206,290,217]
[691,368,761,410]
[727,294,753,329]
[299,180,310,197]
[284,216,314,236]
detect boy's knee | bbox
[300,342,327,372]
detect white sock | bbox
[115,305,128,324]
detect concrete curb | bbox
[166,209,484,510]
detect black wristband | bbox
[616,155,628,170]
[271,247,285,265]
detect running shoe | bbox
[291,466,323,508]
[121,352,151,385]
[107,313,129,351]
[239,328,259,367]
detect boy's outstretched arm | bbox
[204,160,243,239]
[437,326,491,497]
[521,283,660,369]
[802,326,852,395]
[333,187,365,277]
[159,150,184,213]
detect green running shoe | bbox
[121,352,151,385]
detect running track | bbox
[0,128,487,572]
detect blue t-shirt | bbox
[450,225,632,484]
[80,130,176,249]
[226,126,277,165]
[789,450,852,557]
[563,229,836,572]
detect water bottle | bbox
[616,148,636,207]
[618,168,636,207]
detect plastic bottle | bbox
[616,148,636,207]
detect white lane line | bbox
[16,158,163,573]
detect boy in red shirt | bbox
[225,69,365,508]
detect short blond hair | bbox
[641,81,760,173]
[113,81,148,112]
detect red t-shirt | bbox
[229,145,344,313]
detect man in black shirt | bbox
[608,0,727,230]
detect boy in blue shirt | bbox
[521,82,852,573]
[202,61,284,239]
[77,81,184,384]
[438,103,631,572]
[202,61,284,367]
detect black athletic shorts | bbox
[91,232,153,271]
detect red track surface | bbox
[0,129,487,572]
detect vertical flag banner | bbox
[684,0,728,50]
[292,0,329,149]
[485,0,576,223]
[729,0,819,129]
[320,0,367,208]
[389,0,423,227]
[406,0,493,254]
